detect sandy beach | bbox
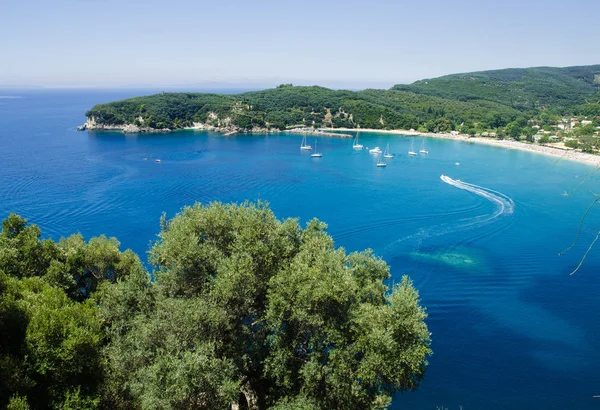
[319,127,600,167]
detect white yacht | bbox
[408,138,417,156]
[420,138,429,154]
[353,132,363,150]
[376,153,387,167]
[300,135,312,150]
[369,146,382,154]
[383,144,394,158]
[311,141,322,157]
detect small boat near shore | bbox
[311,141,322,157]
[300,135,312,150]
[420,139,429,154]
[353,132,363,150]
[376,153,387,167]
[383,144,394,158]
[408,138,417,156]
[369,146,382,154]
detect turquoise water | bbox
[2,90,600,409]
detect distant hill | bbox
[84,65,600,136]
[392,65,600,110]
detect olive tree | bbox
[114,201,432,409]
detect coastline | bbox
[320,127,600,167]
[79,119,599,167]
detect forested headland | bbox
[84,65,600,149]
[0,202,431,409]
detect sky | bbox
[1,0,599,89]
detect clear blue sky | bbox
[2,0,598,89]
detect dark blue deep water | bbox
[1,90,600,409]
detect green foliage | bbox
[7,395,29,410]
[0,273,103,409]
[0,215,146,409]
[0,214,58,279]
[575,123,597,136]
[393,65,600,110]
[578,136,598,153]
[85,65,600,138]
[143,202,431,409]
[0,204,431,409]
[86,84,520,133]
[0,272,29,408]
[565,139,579,148]
[22,280,103,408]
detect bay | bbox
[1,89,599,409]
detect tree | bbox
[0,205,431,409]
[0,214,58,279]
[506,122,522,140]
[523,126,537,142]
[6,395,29,410]
[575,123,597,136]
[487,112,507,128]
[0,214,148,409]
[578,136,597,153]
[131,202,432,409]
[0,272,29,408]
[565,139,579,149]
[22,280,103,408]
[0,273,103,409]
[0,213,144,302]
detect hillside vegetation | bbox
[393,65,600,110]
[85,65,600,138]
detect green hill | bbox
[84,85,521,133]
[392,65,600,111]
[84,64,600,135]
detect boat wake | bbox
[385,175,515,252]
[440,174,514,221]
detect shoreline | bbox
[80,121,599,167]
[318,127,600,167]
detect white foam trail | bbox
[385,175,515,252]
[440,174,514,222]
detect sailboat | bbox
[419,138,429,154]
[408,138,417,156]
[383,144,394,158]
[311,141,322,157]
[353,132,363,150]
[300,135,312,150]
[376,153,387,167]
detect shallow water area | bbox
[2,90,600,409]
[409,246,487,272]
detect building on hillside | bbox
[581,120,593,126]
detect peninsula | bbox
[82,64,600,160]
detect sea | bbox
[1,89,600,409]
